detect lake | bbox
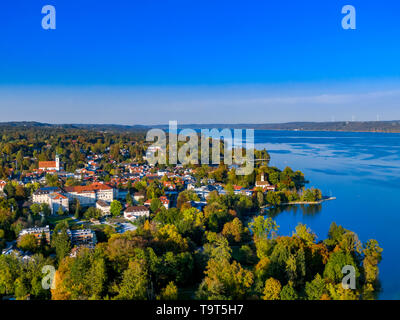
[254,130,400,300]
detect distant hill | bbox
[153,121,400,133]
[0,122,148,132]
[1,121,400,133]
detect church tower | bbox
[55,154,60,171]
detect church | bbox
[38,154,61,172]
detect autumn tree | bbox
[157,281,178,300]
[362,239,383,285]
[262,278,282,300]
[18,234,38,252]
[222,218,250,244]
[196,258,254,300]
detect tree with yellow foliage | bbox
[262,278,282,300]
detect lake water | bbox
[254,130,400,300]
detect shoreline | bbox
[260,196,336,209]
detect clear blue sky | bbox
[1,0,400,124]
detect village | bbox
[0,151,277,260]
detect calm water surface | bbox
[254,130,400,300]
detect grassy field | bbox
[46,215,77,227]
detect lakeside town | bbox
[0,150,285,258]
[0,125,381,301]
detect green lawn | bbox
[46,215,76,227]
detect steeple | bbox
[55,154,60,171]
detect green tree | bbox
[30,203,41,216]
[74,199,81,219]
[280,282,298,300]
[51,228,71,263]
[84,207,102,220]
[18,234,38,252]
[294,223,316,244]
[3,183,16,198]
[266,192,281,206]
[150,198,162,213]
[41,203,51,216]
[249,216,279,240]
[110,200,123,217]
[196,258,254,300]
[52,248,107,300]
[305,274,326,300]
[57,206,64,216]
[323,251,359,283]
[115,260,149,300]
[126,192,133,206]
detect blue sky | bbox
[1,0,400,124]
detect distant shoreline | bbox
[2,121,400,133]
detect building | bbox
[255,173,276,191]
[32,187,69,215]
[69,229,97,248]
[18,225,51,244]
[144,196,170,209]
[96,200,110,216]
[133,192,145,202]
[193,185,217,200]
[124,205,150,221]
[38,155,61,172]
[159,196,170,209]
[32,187,61,203]
[49,192,69,214]
[32,183,114,212]
[64,182,114,206]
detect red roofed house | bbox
[159,196,170,209]
[64,182,114,206]
[144,196,170,209]
[49,192,69,214]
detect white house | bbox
[64,182,114,206]
[96,200,110,216]
[32,187,68,215]
[124,205,150,221]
